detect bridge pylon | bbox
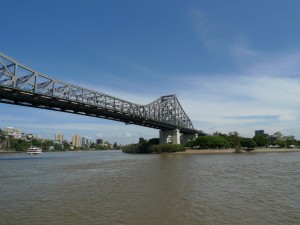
[159,130,198,145]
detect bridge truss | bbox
[0,53,198,134]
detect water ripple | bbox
[1,151,300,224]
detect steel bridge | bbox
[0,53,200,142]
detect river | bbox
[1,150,300,225]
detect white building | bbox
[26,133,37,139]
[3,127,22,139]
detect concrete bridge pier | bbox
[159,129,181,144]
[159,130,198,145]
[180,133,198,145]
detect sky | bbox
[1,0,300,144]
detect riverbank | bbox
[0,150,17,153]
[176,148,300,154]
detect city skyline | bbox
[1,125,293,145]
[1,126,114,146]
[2,1,300,144]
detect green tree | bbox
[193,136,211,149]
[53,143,63,151]
[31,138,42,147]
[241,138,257,151]
[275,140,286,148]
[285,136,297,147]
[113,142,118,149]
[9,139,31,152]
[138,137,147,144]
[41,140,54,151]
[0,129,6,142]
[122,137,184,154]
[193,136,230,149]
[185,139,195,148]
[148,138,159,145]
[211,136,230,149]
[253,134,269,147]
[63,141,70,150]
[273,131,283,140]
[228,131,241,152]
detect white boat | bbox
[27,147,42,154]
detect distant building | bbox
[3,127,22,139]
[21,132,26,139]
[72,134,81,147]
[55,133,63,144]
[27,133,37,140]
[86,139,91,148]
[80,138,91,148]
[255,130,264,136]
[39,138,49,142]
[81,137,86,148]
[96,139,104,145]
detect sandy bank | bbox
[176,148,300,154]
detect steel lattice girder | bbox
[0,53,199,134]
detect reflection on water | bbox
[1,151,300,225]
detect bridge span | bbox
[0,53,201,144]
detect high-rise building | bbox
[72,134,81,147]
[81,137,86,148]
[255,130,265,136]
[55,133,63,143]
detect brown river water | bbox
[1,150,300,225]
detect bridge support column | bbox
[160,130,198,145]
[180,133,198,145]
[159,129,181,144]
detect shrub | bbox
[156,144,185,153]
[122,140,185,154]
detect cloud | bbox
[96,133,102,137]
[0,114,33,122]
[231,36,261,69]
[178,12,300,133]
[172,49,300,138]
[224,115,280,121]
[171,11,300,136]
[245,52,300,77]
